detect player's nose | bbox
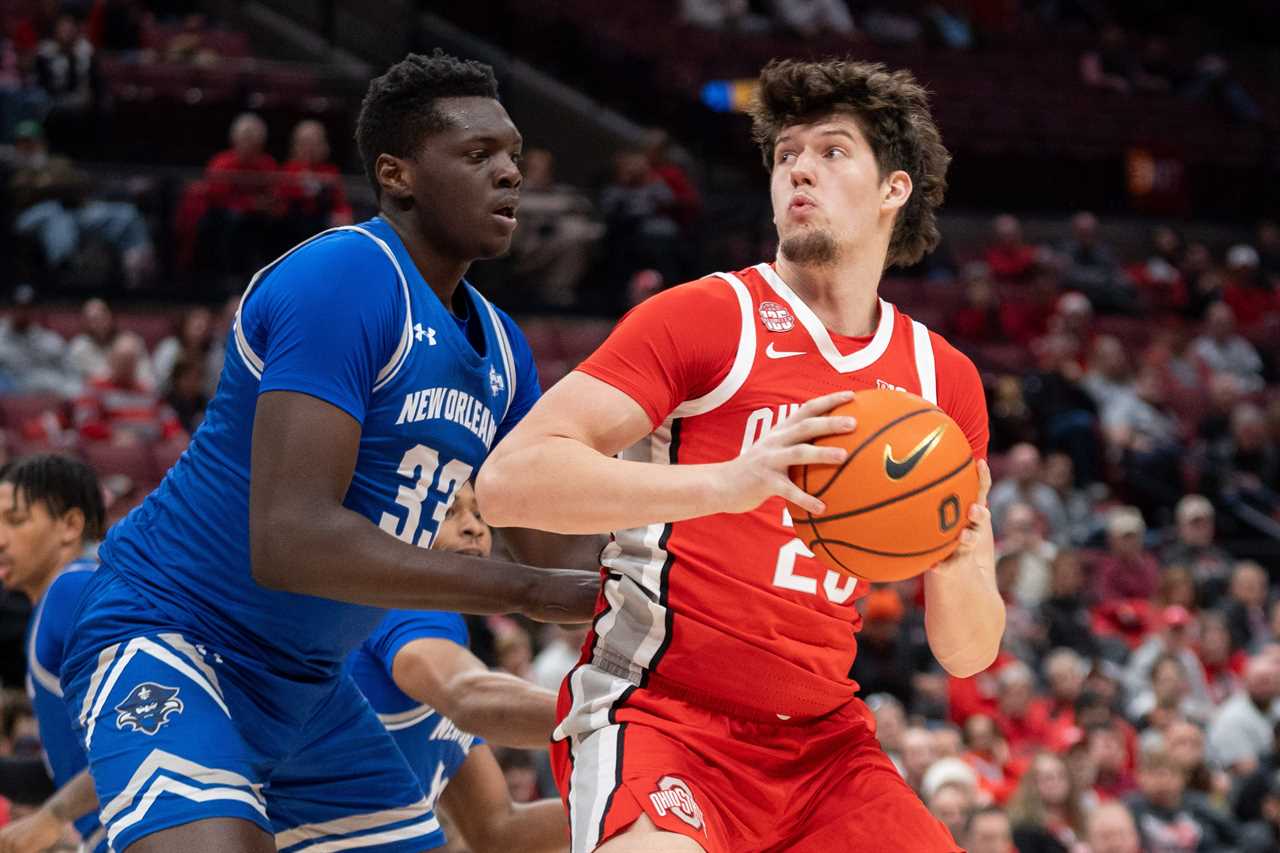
[789,153,815,187]
[495,153,522,190]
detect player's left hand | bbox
[0,807,64,853]
[931,459,994,580]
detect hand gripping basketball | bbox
[717,390,857,516]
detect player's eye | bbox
[776,151,796,165]
[467,150,490,162]
[824,147,846,159]
[511,151,523,167]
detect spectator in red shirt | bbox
[1094,506,1161,603]
[985,213,1039,284]
[74,333,182,444]
[277,119,353,245]
[197,112,279,282]
[1087,724,1137,800]
[1198,610,1245,706]
[1222,244,1278,330]
[962,714,1022,805]
[643,128,701,229]
[995,660,1052,758]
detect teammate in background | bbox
[0,455,106,853]
[348,481,568,853]
[58,52,596,853]
[479,58,1004,852]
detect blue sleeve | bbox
[366,609,470,677]
[494,309,543,445]
[249,232,405,424]
[33,571,94,678]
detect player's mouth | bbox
[491,197,519,229]
[788,194,818,215]
[457,546,486,557]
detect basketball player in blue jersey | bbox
[348,482,568,852]
[0,455,107,853]
[57,51,598,853]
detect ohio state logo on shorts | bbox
[648,776,705,832]
[758,301,795,332]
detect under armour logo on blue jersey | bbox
[414,323,437,345]
[489,365,505,396]
[114,683,183,735]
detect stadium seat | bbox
[82,442,159,485]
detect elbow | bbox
[937,644,1001,679]
[475,459,519,528]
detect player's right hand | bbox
[716,390,857,516]
[520,568,599,623]
[0,808,63,853]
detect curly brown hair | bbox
[749,57,950,268]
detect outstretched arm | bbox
[391,636,557,749]
[477,373,855,534]
[249,390,596,623]
[0,768,97,853]
[438,746,568,853]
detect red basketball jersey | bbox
[570,263,989,722]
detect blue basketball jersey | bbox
[25,558,106,853]
[85,217,540,679]
[347,610,481,806]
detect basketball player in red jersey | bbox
[478,58,1005,852]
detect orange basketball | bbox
[787,389,979,583]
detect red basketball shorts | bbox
[551,674,961,853]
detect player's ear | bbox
[375,154,414,208]
[57,507,85,548]
[881,169,912,214]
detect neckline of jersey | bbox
[754,262,896,374]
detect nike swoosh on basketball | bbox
[765,343,805,359]
[883,425,945,480]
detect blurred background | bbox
[1,1,1280,851]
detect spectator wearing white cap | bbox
[1094,506,1160,603]
[1162,494,1234,607]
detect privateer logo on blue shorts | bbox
[114,682,184,735]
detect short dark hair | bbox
[749,57,950,268]
[355,49,500,199]
[0,454,105,541]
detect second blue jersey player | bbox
[349,482,570,853]
[58,51,597,853]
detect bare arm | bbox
[924,460,1005,677]
[438,746,568,853]
[391,637,557,749]
[0,768,97,853]
[477,373,855,534]
[248,390,597,622]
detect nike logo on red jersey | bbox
[765,343,805,359]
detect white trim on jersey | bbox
[231,225,415,394]
[478,294,518,422]
[566,718,624,853]
[26,600,63,698]
[590,420,677,684]
[279,816,441,853]
[375,703,437,732]
[671,272,756,418]
[755,263,896,374]
[910,320,938,404]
